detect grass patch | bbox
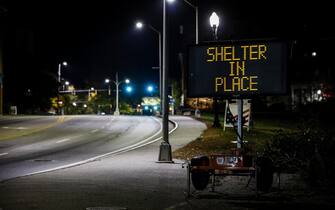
[173,113,299,160]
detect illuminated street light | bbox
[105,78,111,95]
[72,102,77,107]
[135,22,143,29]
[312,51,317,57]
[90,87,94,91]
[209,12,220,28]
[109,72,131,116]
[58,61,68,83]
[317,89,322,95]
[57,61,68,115]
[62,81,70,91]
[209,12,220,40]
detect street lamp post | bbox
[58,61,68,83]
[57,61,68,115]
[209,12,221,128]
[135,21,162,111]
[105,78,111,96]
[107,72,130,116]
[158,0,173,162]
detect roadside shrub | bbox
[262,101,335,189]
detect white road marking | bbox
[56,138,71,144]
[17,127,28,130]
[22,117,179,178]
[0,153,9,156]
[2,126,27,130]
[90,129,99,133]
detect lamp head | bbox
[209,12,220,28]
[135,22,143,29]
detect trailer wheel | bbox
[191,169,210,190]
[256,156,274,192]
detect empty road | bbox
[0,115,168,182]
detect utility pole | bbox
[158,0,173,162]
[210,13,221,128]
[114,72,120,115]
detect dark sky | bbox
[1,0,335,96]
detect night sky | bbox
[1,0,335,109]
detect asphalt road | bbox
[0,115,207,210]
[0,115,164,182]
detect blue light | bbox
[126,86,132,93]
[153,106,158,110]
[147,86,153,92]
[144,106,149,110]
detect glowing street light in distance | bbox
[136,22,143,29]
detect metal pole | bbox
[237,99,243,148]
[194,6,200,117]
[159,32,162,113]
[212,25,221,127]
[58,63,61,83]
[57,63,61,115]
[195,6,198,44]
[213,96,221,127]
[162,0,169,143]
[158,0,172,162]
[114,72,120,116]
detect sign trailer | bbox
[186,40,288,195]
